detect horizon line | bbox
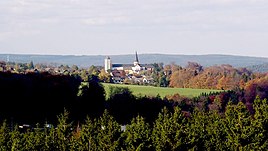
[0,52,267,59]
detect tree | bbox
[27,61,34,70]
[98,69,111,83]
[96,110,121,150]
[122,115,152,150]
[20,124,45,150]
[88,65,99,76]
[0,120,10,150]
[71,65,79,71]
[244,76,268,103]
[204,110,227,150]
[185,108,207,150]
[54,109,73,151]
[8,125,21,151]
[75,75,105,120]
[169,69,194,88]
[152,107,187,150]
[186,61,203,73]
[158,72,169,87]
[251,97,268,149]
[224,102,254,150]
[107,86,136,124]
[80,117,99,150]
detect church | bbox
[104,51,153,74]
[104,51,154,83]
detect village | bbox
[104,52,155,84]
[0,52,161,86]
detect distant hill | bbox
[0,53,268,68]
[246,63,268,73]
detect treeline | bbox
[166,74,268,116]
[0,71,81,125]
[2,60,266,90]
[167,62,259,90]
[1,98,268,150]
[1,70,268,149]
[0,71,173,125]
[1,71,268,126]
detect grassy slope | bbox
[102,83,222,99]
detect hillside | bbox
[246,63,268,73]
[0,53,268,68]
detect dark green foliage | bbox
[252,97,268,149]
[107,86,173,124]
[107,86,136,124]
[223,102,259,150]
[80,117,99,150]
[0,72,81,125]
[122,115,152,151]
[0,120,10,150]
[74,75,106,120]
[203,111,227,150]
[152,107,187,150]
[96,110,122,150]
[54,109,73,151]
[1,71,268,150]
[0,98,268,150]
[20,125,45,151]
[9,125,21,151]
[108,86,133,100]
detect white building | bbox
[105,51,154,74]
[104,56,112,72]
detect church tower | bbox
[104,56,112,72]
[133,51,139,66]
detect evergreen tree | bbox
[185,108,207,150]
[80,117,99,150]
[204,111,227,150]
[122,115,152,151]
[0,120,10,150]
[224,102,253,150]
[8,125,21,151]
[96,110,122,150]
[251,97,268,149]
[152,107,187,150]
[55,109,73,151]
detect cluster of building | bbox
[104,52,155,84]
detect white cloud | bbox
[82,15,130,26]
[0,29,41,42]
[1,0,268,56]
[2,0,267,29]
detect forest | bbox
[0,97,268,150]
[0,61,268,150]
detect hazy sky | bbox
[1,0,268,57]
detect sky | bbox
[0,0,268,57]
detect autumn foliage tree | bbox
[169,63,255,90]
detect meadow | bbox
[102,83,222,99]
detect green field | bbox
[102,83,222,98]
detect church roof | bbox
[112,63,154,69]
[112,64,133,68]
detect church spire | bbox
[134,51,139,66]
[135,51,139,63]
